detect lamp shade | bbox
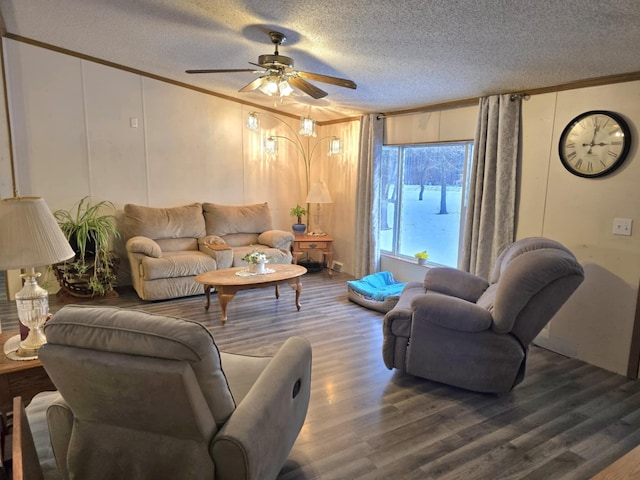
[306,181,333,204]
[0,197,74,270]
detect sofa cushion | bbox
[141,251,216,280]
[232,245,292,266]
[203,202,273,236]
[124,203,205,240]
[156,238,199,252]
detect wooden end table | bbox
[0,333,55,474]
[195,264,307,324]
[0,333,55,414]
[292,234,334,276]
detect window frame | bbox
[379,141,474,267]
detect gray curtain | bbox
[461,94,521,278]
[354,113,384,278]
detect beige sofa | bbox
[124,202,293,301]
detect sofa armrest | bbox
[258,230,294,250]
[423,267,489,302]
[125,236,162,258]
[199,236,233,269]
[411,292,493,332]
[211,337,312,480]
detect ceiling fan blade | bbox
[288,77,328,99]
[296,71,357,89]
[186,68,258,74]
[239,77,265,92]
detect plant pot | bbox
[417,258,427,265]
[249,262,267,274]
[292,224,307,235]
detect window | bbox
[379,142,474,267]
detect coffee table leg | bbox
[204,285,211,310]
[217,288,236,325]
[289,278,302,311]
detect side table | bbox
[0,332,55,414]
[292,234,334,277]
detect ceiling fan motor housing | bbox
[258,54,294,68]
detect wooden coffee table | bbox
[195,264,307,324]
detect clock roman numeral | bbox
[608,151,618,159]
[587,161,593,172]
[611,141,622,145]
[575,158,582,169]
[565,142,575,149]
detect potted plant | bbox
[290,204,308,235]
[53,197,120,297]
[414,250,429,265]
[242,248,273,274]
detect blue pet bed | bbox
[347,271,407,313]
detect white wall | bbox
[518,83,640,375]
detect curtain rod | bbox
[377,93,529,120]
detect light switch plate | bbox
[613,218,632,236]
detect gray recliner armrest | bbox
[211,336,312,480]
[45,394,74,480]
[411,292,493,332]
[423,267,489,303]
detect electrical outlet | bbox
[613,218,632,236]
[331,261,343,272]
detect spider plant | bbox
[53,197,120,295]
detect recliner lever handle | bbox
[292,379,302,398]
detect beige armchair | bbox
[383,237,584,393]
[39,305,312,480]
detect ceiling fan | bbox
[186,31,357,99]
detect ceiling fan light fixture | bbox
[278,80,294,97]
[258,76,280,96]
[299,116,317,137]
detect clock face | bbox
[558,110,631,178]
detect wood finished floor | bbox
[1,272,639,479]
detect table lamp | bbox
[306,181,333,236]
[0,197,74,356]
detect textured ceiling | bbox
[1,0,640,121]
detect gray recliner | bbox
[382,237,584,393]
[38,305,312,480]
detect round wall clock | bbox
[558,110,631,178]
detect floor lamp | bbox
[0,197,74,356]
[306,181,333,236]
